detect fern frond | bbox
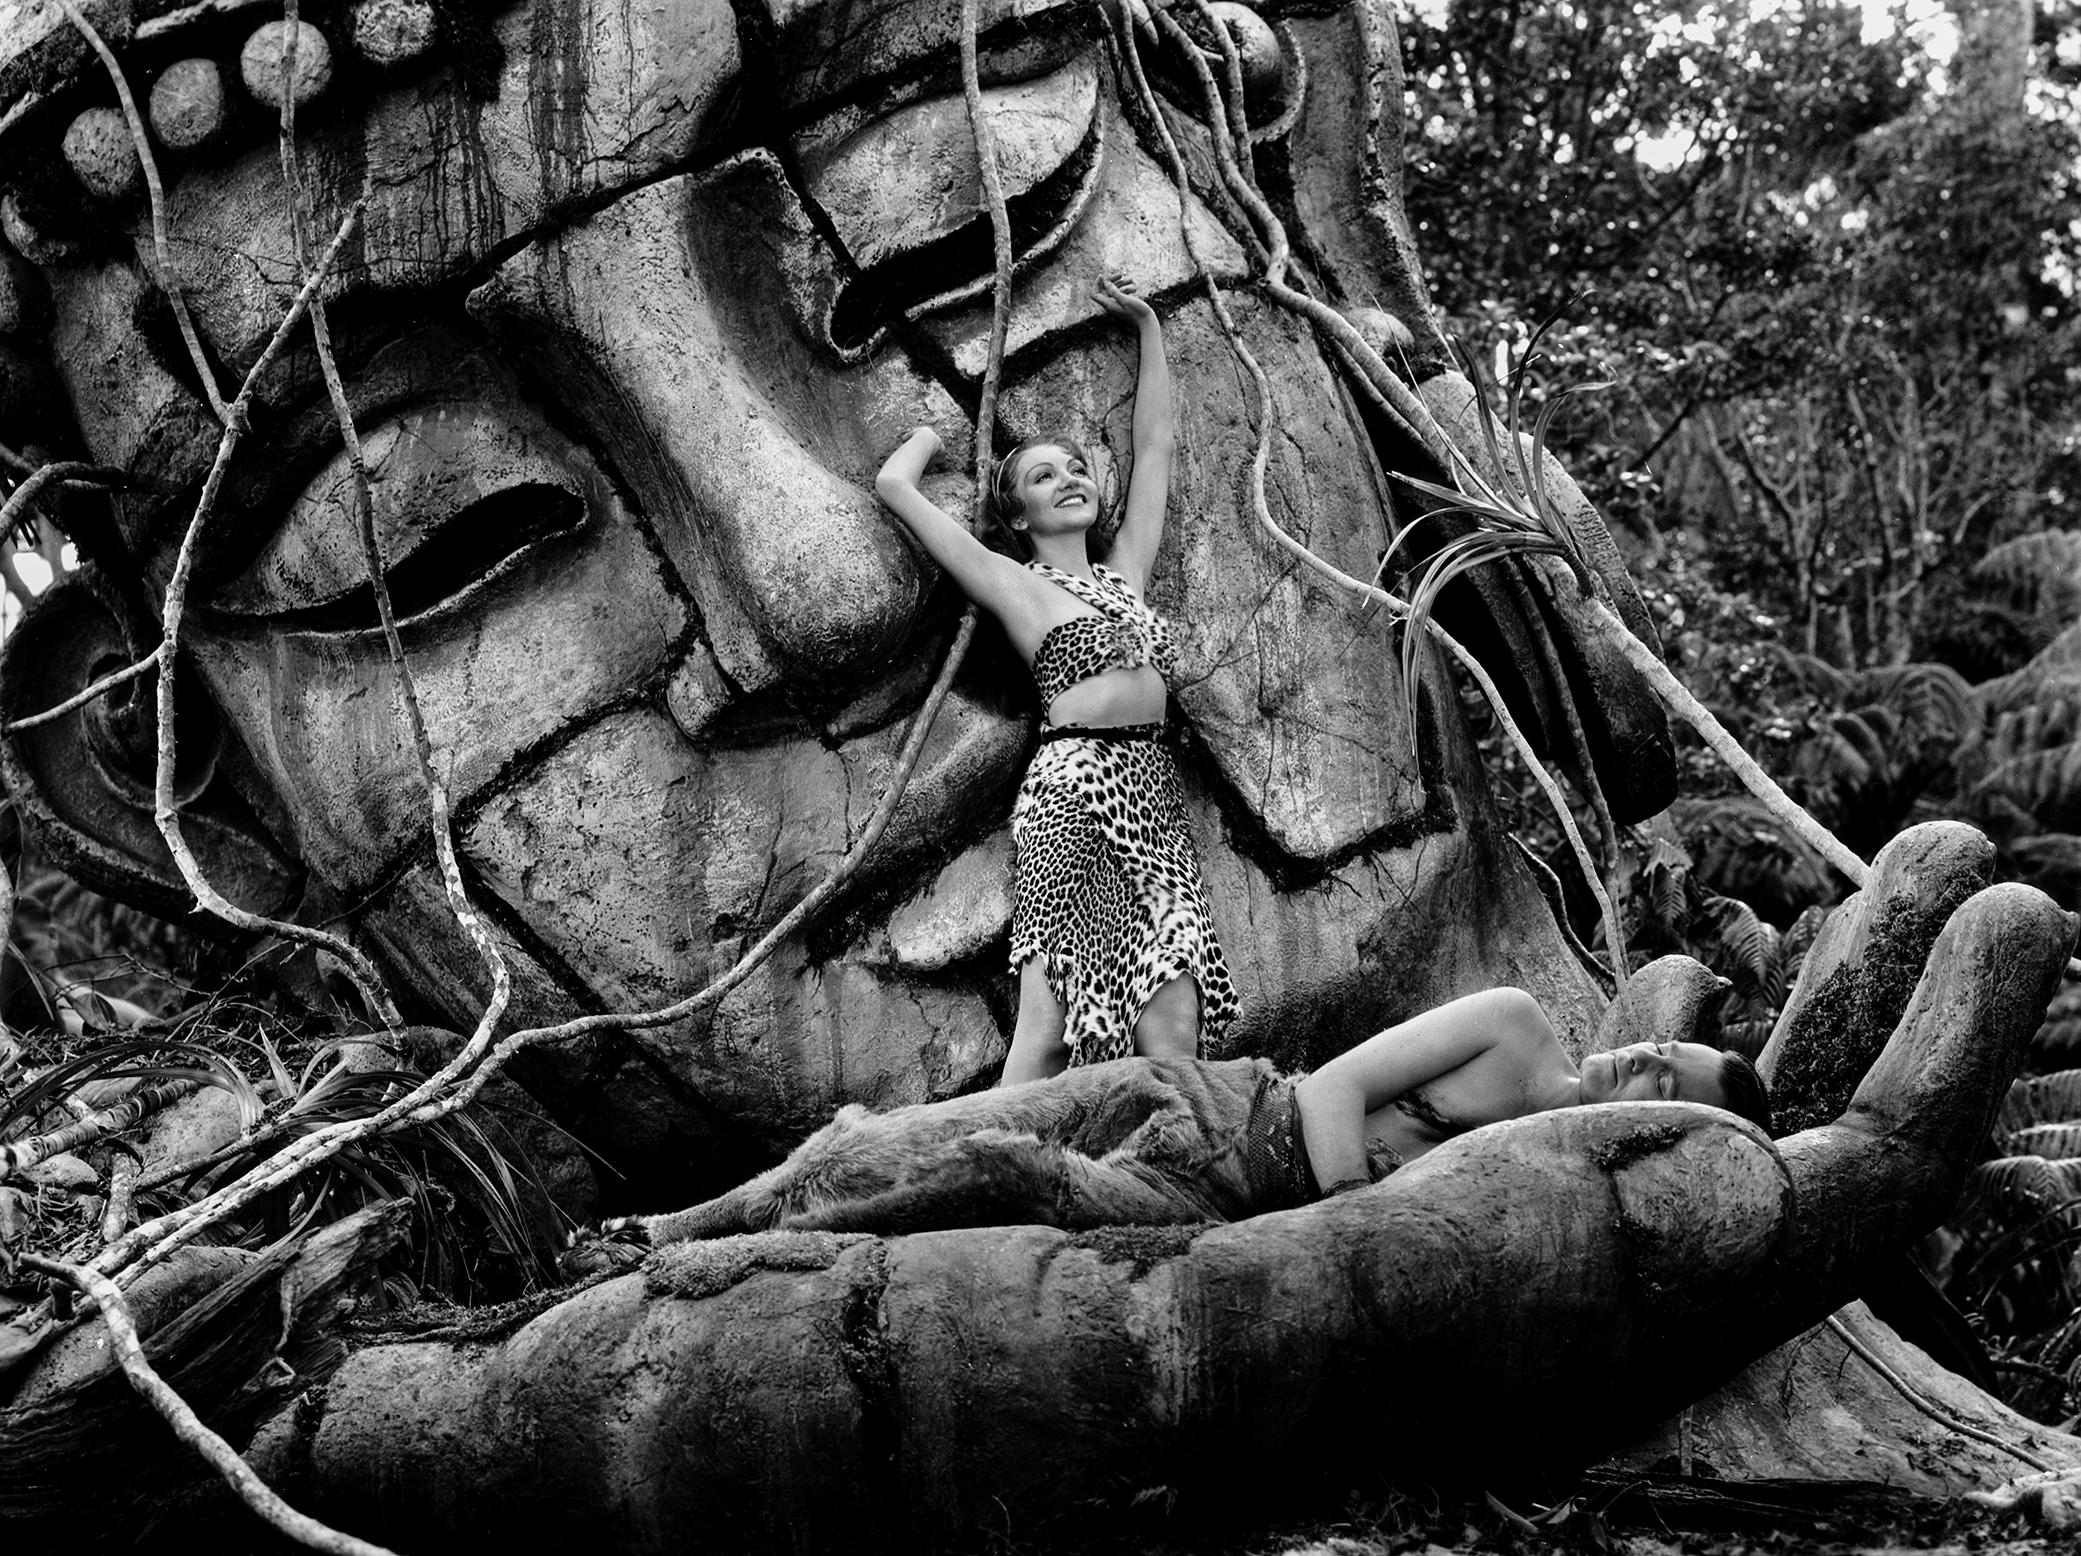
[1857,662,1973,745]
[1973,531,2081,611]
[2003,1124,2081,1162]
[2033,986,2081,1066]
[1997,1072,2081,1140]
[1984,698,2081,762]
[1820,708,1893,787]
[1670,794,1838,909]
[1762,643,1854,701]
[1977,623,2081,713]
[1692,893,1782,1008]
[1965,1155,2081,1217]
[1973,741,2081,827]
[2008,832,2081,886]
[1780,903,1828,990]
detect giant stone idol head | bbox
[0,0,1672,1199]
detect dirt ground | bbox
[977,1481,2075,1556]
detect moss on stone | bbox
[1589,1122,1689,1173]
[644,1229,872,1301]
[1769,887,1972,1137]
[1065,1222,1209,1278]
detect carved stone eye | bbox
[82,652,220,807]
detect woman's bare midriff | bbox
[1044,663,1168,729]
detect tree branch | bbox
[18,1253,401,1556]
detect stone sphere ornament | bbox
[60,104,141,201]
[1206,0,1283,105]
[349,0,438,68]
[239,18,332,110]
[147,57,229,152]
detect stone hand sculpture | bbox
[227,828,2071,1552]
[3,0,1670,1204]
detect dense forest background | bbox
[1407,0,2081,976]
[1405,0,2081,1420]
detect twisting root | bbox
[1132,0,1871,926]
[1113,10,1628,979]
[5,646,160,733]
[0,1078,195,1182]
[56,3,230,425]
[275,0,512,1079]
[1825,1312,2053,1473]
[20,1254,402,1556]
[137,205,400,1044]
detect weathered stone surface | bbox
[21,1151,96,1190]
[152,0,744,374]
[1607,1300,2081,1498]
[1760,820,1997,1135]
[467,161,931,696]
[1595,955,1729,1053]
[137,1085,244,1179]
[0,9,1859,1514]
[0,243,46,335]
[265,1107,1790,1554]
[883,835,1013,973]
[1417,371,1676,822]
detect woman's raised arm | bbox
[875,427,1051,651]
[1092,276,1173,593]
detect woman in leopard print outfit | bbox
[876,275,1238,1083]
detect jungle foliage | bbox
[1404,0,2081,1423]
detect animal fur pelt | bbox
[616,1056,1290,1245]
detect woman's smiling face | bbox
[1010,444,1100,535]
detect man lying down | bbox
[593,987,1773,1248]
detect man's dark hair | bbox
[1716,1050,1773,1136]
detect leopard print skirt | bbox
[1009,730,1240,1067]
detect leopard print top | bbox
[1027,562,1178,710]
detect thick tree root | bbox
[0,1201,407,1544]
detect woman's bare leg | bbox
[999,957,1071,1086]
[1133,974,1200,1059]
